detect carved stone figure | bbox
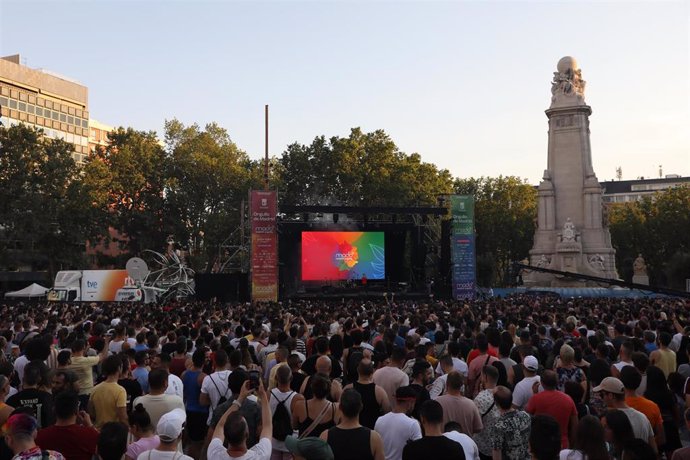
[633,254,648,276]
[561,218,577,242]
[588,254,605,271]
[551,56,586,102]
[535,254,551,268]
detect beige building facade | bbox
[0,54,90,163]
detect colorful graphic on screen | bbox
[301,232,385,281]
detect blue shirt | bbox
[132,366,149,394]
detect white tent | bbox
[4,283,49,298]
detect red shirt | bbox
[526,389,577,449]
[466,348,498,364]
[36,424,99,460]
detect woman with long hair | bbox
[644,365,682,457]
[292,373,339,438]
[559,415,609,460]
[604,410,636,460]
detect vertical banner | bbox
[450,195,476,299]
[250,190,278,302]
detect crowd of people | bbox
[0,294,688,460]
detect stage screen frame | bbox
[301,231,385,281]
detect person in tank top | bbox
[343,359,390,429]
[320,388,384,460]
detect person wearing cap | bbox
[511,356,540,410]
[4,413,65,460]
[592,376,658,455]
[374,385,422,460]
[525,370,577,449]
[137,409,193,460]
[207,379,273,460]
[619,366,665,450]
[401,400,464,460]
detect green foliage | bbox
[86,127,168,260]
[608,185,690,288]
[0,124,107,274]
[453,176,538,286]
[279,128,454,206]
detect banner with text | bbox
[250,190,278,302]
[450,195,476,300]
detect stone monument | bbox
[523,57,618,287]
[632,254,649,285]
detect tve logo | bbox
[87,281,98,288]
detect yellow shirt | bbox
[90,381,126,428]
[67,356,100,395]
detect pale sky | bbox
[1,0,688,183]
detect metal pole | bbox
[264,105,269,190]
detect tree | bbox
[86,127,168,261]
[609,185,690,288]
[0,124,107,275]
[163,119,259,271]
[453,176,537,286]
[279,128,454,206]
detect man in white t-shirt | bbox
[207,380,272,460]
[512,355,541,410]
[200,350,232,424]
[444,422,480,460]
[137,408,193,460]
[374,386,422,460]
[152,353,184,398]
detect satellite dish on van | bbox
[126,257,150,282]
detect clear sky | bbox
[1,0,688,183]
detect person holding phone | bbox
[208,379,273,460]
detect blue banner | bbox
[450,196,476,300]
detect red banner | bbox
[250,190,278,302]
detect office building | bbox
[601,175,690,203]
[0,54,90,163]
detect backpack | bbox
[272,390,294,442]
[210,374,230,406]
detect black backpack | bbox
[272,390,294,442]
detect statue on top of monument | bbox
[551,56,586,105]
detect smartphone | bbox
[248,370,260,390]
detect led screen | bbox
[301,231,385,281]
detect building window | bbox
[9,99,17,109]
[52,111,59,120]
[27,104,35,114]
[0,96,7,106]
[67,116,74,124]
[82,119,88,128]
[36,107,43,117]
[18,102,26,112]
[60,113,66,122]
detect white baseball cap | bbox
[157,408,186,442]
[523,355,539,372]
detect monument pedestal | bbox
[523,57,618,287]
[632,275,649,286]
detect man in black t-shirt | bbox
[402,400,465,460]
[7,361,54,428]
[301,337,342,379]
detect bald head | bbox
[316,356,332,374]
